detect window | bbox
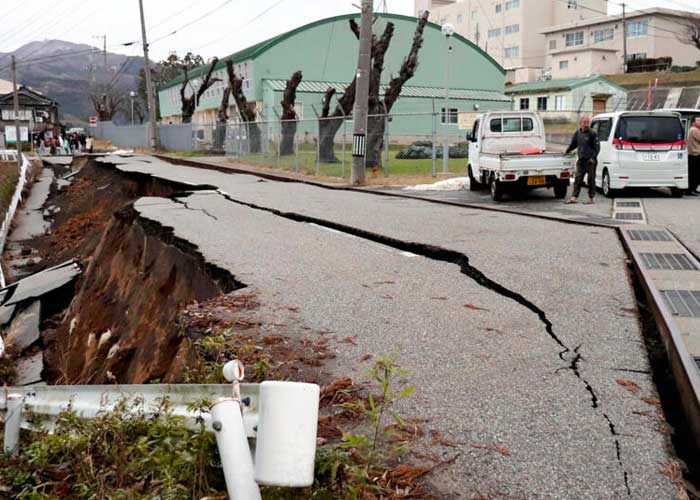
[519,98,530,110]
[504,46,519,58]
[505,0,520,10]
[626,52,647,61]
[537,97,548,111]
[505,24,519,35]
[457,14,463,23]
[554,95,567,111]
[490,117,534,132]
[559,60,569,70]
[294,102,304,120]
[495,3,502,13]
[591,119,613,141]
[441,108,459,124]
[549,39,557,50]
[488,28,501,38]
[615,116,683,143]
[592,28,614,43]
[471,9,477,17]
[565,31,584,47]
[626,20,648,38]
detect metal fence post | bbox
[431,99,437,178]
[311,105,321,176]
[3,393,22,455]
[382,104,390,178]
[294,121,300,174]
[333,95,347,179]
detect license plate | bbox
[643,153,660,161]
[527,176,546,186]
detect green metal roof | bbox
[159,13,505,91]
[506,76,626,95]
[264,79,511,101]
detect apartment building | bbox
[414,0,606,83]
[542,8,700,80]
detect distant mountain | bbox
[0,40,146,125]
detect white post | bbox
[211,399,261,500]
[441,23,454,174]
[4,393,23,455]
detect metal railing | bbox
[0,150,29,287]
[0,360,320,500]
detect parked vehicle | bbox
[591,111,687,197]
[466,111,574,201]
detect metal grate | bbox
[616,201,641,208]
[628,229,671,241]
[641,253,697,271]
[615,212,643,220]
[661,290,700,317]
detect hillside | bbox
[0,40,145,125]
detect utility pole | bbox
[138,0,158,151]
[350,0,372,186]
[11,56,22,169]
[621,3,628,73]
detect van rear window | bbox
[616,116,683,144]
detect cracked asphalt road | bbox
[100,155,678,499]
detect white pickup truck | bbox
[466,111,574,201]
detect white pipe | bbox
[4,393,23,455]
[210,398,261,500]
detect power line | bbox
[150,0,235,44]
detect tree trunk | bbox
[365,113,385,168]
[280,120,297,156]
[280,71,302,156]
[246,122,261,154]
[226,59,261,153]
[318,117,344,163]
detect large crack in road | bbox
[173,187,632,495]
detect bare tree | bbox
[280,70,303,156]
[213,85,232,151]
[225,59,261,153]
[366,11,429,168]
[317,12,428,165]
[89,89,126,121]
[180,57,220,123]
[683,17,700,51]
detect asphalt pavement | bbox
[99,155,678,499]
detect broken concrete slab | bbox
[0,260,80,307]
[15,351,43,385]
[8,168,54,242]
[5,300,40,352]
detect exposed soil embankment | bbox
[46,205,241,384]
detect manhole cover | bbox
[616,201,641,208]
[615,212,643,220]
[641,253,697,271]
[661,290,700,317]
[628,230,671,241]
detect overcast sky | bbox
[0,0,696,61]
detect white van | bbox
[590,111,687,197]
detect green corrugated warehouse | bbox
[157,13,511,138]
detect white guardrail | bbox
[0,150,30,288]
[0,361,320,500]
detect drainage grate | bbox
[661,290,700,317]
[641,253,697,271]
[616,201,641,208]
[615,212,643,220]
[628,229,671,241]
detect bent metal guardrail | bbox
[0,360,320,500]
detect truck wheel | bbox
[602,170,615,198]
[491,178,504,201]
[553,180,568,199]
[468,165,481,191]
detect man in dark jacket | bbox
[565,115,600,204]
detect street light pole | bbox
[442,23,454,174]
[11,56,21,169]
